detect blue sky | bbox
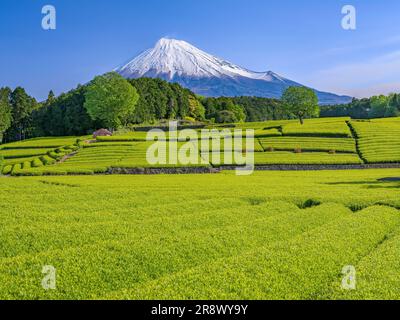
[1,0,400,100]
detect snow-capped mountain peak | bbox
[117,38,281,81]
[116,38,352,105]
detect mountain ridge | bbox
[116,38,352,105]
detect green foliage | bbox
[40,155,57,165]
[321,92,400,119]
[5,87,38,141]
[0,155,4,173]
[0,170,399,299]
[3,117,400,176]
[369,95,389,118]
[84,72,139,130]
[253,151,362,165]
[282,86,319,124]
[128,78,202,123]
[48,151,63,160]
[31,158,44,168]
[231,96,286,121]
[281,118,352,137]
[0,87,12,143]
[254,128,282,138]
[33,85,97,137]
[22,161,31,170]
[1,164,12,175]
[11,163,22,176]
[1,136,82,149]
[202,97,246,123]
[0,148,53,159]
[258,137,356,153]
[350,118,400,163]
[188,95,205,120]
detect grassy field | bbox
[1,117,399,175]
[0,169,399,299]
[350,119,400,163]
[1,117,399,299]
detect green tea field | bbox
[1,117,400,300]
[0,169,399,299]
[1,117,399,175]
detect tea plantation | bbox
[1,117,399,175]
[1,117,400,299]
[0,169,399,299]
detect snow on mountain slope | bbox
[117,38,277,80]
[116,38,352,104]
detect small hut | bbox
[93,129,112,139]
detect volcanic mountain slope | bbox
[116,38,352,105]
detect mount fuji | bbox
[116,38,351,105]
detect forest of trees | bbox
[321,94,400,119]
[1,72,399,144]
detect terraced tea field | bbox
[0,169,399,299]
[258,137,356,153]
[349,119,400,163]
[1,117,399,175]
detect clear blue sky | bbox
[1,0,400,100]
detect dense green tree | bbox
[188,95,205,120]
[215,110,237,123]
[230,96,286,121]
[45,90,56,107]
[320,93,400,119]
[282,87,319,124]
[33,85,98,137]
[0,87,12,143]
[386,93,400,117]
[127,78,202,123]
[369,95,388,118]
[5,87,38,141]
[202,97,246,123]
[84,72,139,131]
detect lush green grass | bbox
[0,169,399,299]
[281,118,352,137]
[2,117,400,176]
[350,119,400,163]
[254,128,282,137]
[3,156,44,167]
[253,152,363,165]
[17,142,209,175]
[258,137,357,153]
[208,151,362,166]
[199,138,264,152]
[1,146,78,175]
[1,136,83,149]
[0,148,54,159]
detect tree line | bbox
[1,71,398,144]
[0,73,248,143]
[321,94,400,119]
[0,73,324,143]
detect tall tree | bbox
[386,93,400,117]
[0,87,12,143]
[369,95,388,118]
[45,90,56,107]
[6,87,38,141]
[282,86,319,124]
[188,95,205,120]
[84,72,139,131]
[202,97,246,123]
